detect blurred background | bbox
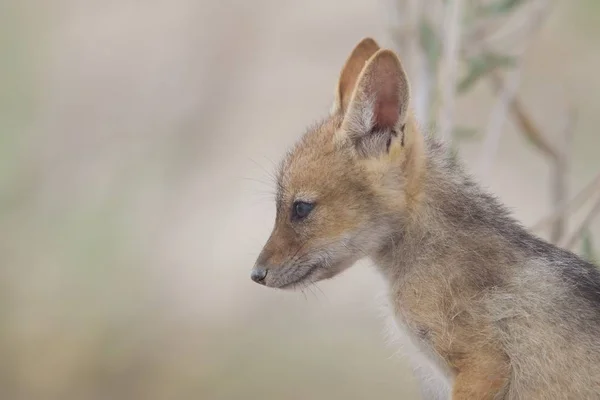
[2,0,600,399]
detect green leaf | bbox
[453,126,479,141]
[457,53,516,94]
[581,228,598,265]
[480,0,526,16]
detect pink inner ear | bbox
[375,94,400,129]
[347,50,407,133]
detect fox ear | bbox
[332,38,381,115]
[340,49,410,153]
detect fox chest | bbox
[385,301,455,398]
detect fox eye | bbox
[292,201,314,220]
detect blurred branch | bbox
[581,228,598,263]
[531,172,600,232]
[476,0,550,176]
[480,0,554,163]
[436,0,464,142]
[386,0,598,253]
[491,72,576,243]
[488,73,559,160]
[387,0,432,126]
[478,65,522,176]
[550,107,576,243]
[562,196,600,250]
[463,0,552,57]
[479,0,570,244]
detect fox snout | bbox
[251,234,317,289]
[251,224,366,289]
[250,266,267,284]
[250,243,277,286]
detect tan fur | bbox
[333,37,381,115]
[253,38,600,399]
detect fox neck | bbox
[371,135,524,282]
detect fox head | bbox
[251,38,425,289]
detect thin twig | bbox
[478,66,523,177]
[489,74,574,244]
[463,0,552,59]
[482,0,552,54]
[471,0,554,167]
[436,0,464,142]
[561,196,600,250]
[549,106,576,243]
[477,0,551,177]
[530,172,600,232]
[388,0,430,126]
[467,0,552,163]
[489,73,559,161]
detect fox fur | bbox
[252,38,600,399]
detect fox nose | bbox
[250,267,268,284]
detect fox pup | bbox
[251,38,600,399]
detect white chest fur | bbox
[383,306,453,400]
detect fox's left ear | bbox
[339,49,411,155]
[332,38,381,115]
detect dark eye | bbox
[292,201,314,220]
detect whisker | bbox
[299,287,307,301]
[248,157,278,181]
[305,283,320,302]
[241,176,276,187]
[312,281,328,301]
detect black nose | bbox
[251,267,267,284]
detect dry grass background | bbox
[1,0,600,399]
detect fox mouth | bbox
[276,263,321,289]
